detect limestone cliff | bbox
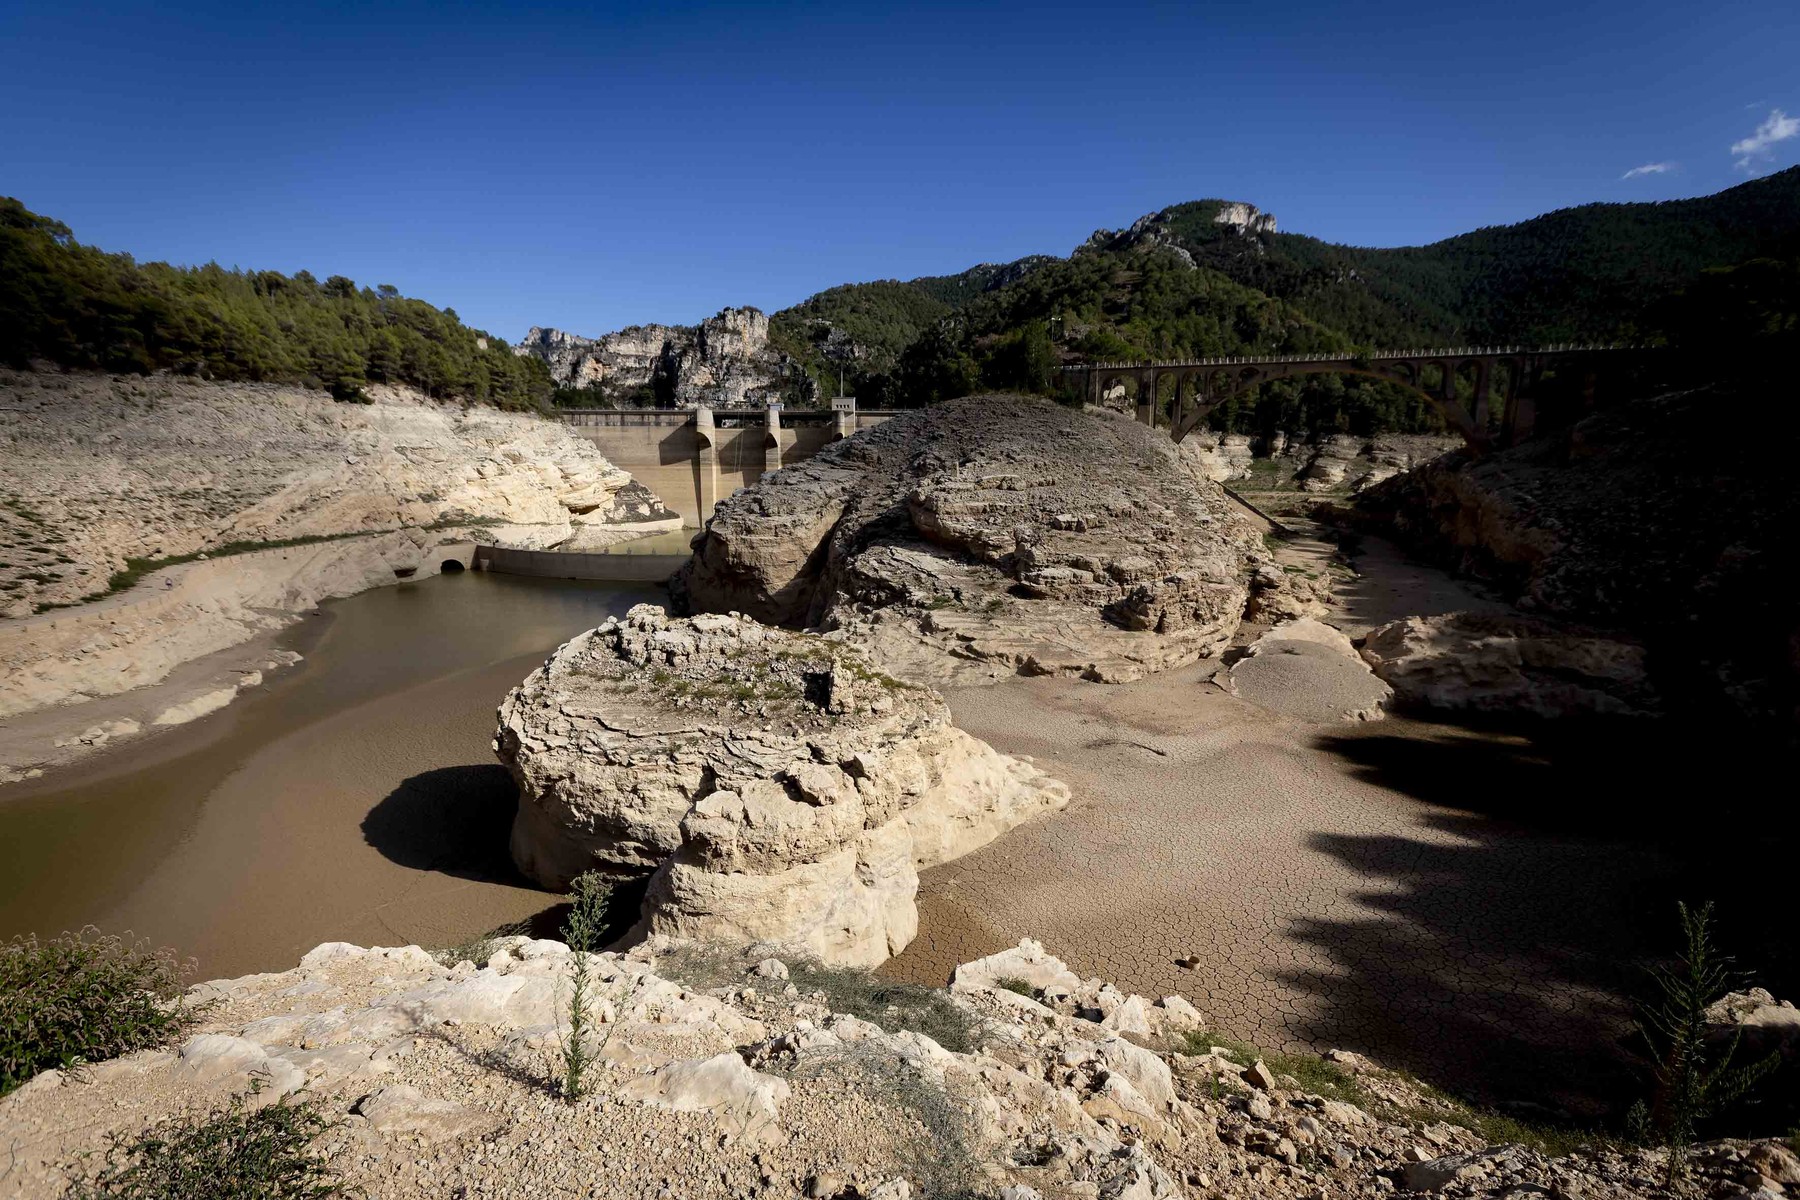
[515,306,806,408]
[0,368,675,776]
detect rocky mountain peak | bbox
[514,306,803,407]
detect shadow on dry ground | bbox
[1303,717,1795,1121]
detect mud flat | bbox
[880,535,1713,1116]
[0,571,656,978]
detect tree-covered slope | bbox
[1141,168,1800,345]
[0,198,554,411]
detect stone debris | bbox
[5,935,1778,1200]
[617,1053,792,1145]
[672,394,1311,685]
[495,605,1069,965]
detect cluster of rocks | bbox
[1350,386,1799,728]
[6,935,1789,1200]
[1168,429,1460,493]
[674,395,1307,685]
[494,604,1069,966]
[516,307,803,408]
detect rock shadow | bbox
[1286,720,1691,1119]
[362,764,533,887]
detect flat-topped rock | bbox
[494,604,1068,965]
[672,395,1292,685]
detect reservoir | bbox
[0,571,658,978]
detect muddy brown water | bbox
[0,571,658,978]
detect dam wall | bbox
[472,544,689,583]
[562,406,898,526]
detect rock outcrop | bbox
[1351,386,1799,728]
[0,368,676,779]
[5,935,1781,1200]
[1359,612,1658,718]
[0,368,674,618]
[493,605,1068,966]
[516,307,803,408]
[673,395,1288,685]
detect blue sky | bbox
[3,0,1796,339]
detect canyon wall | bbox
[516,306,806,408]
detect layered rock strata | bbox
[516,307,800,408]
[0,368,675,777]
[493,605,1068,966]
[1359,612,1658,718]
[0,368,675,618]
[673,395,1290,685]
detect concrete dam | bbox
[560,404,899,527]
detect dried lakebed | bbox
[0,554,1712,1117]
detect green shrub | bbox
[559,872,614,1101]
[63,1090,350,1199]
[1635,901,1779,1183]
[1,930,196,1097]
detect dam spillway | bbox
[559,405,899,526]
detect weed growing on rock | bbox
[559,872,613,1102]
[432,918,535,970]
[993,977,1038,998]
[1,929,197,1097]
[1635,901,1779,1185]
[62,1088,349,1199]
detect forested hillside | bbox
[0,198,554,411]
[1145,169,1800,345]
[770,167,1800,436]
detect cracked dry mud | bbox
[884,662,1677,1117]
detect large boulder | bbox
[671,395,1279,685]
[494,604,1068,965]
[1359,611,1657,718]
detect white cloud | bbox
[1621,162,1676,179]
[1731,108,1800,170]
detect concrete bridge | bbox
[560,404,899,526]
[1061,345,1640,451]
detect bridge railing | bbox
[1057,343,1634,371]
[557,407,906,427]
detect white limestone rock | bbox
[673,395,1270,686]
[617,1053,792,1145]
[495,605,1069,966]
[1360,611,1657,718]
